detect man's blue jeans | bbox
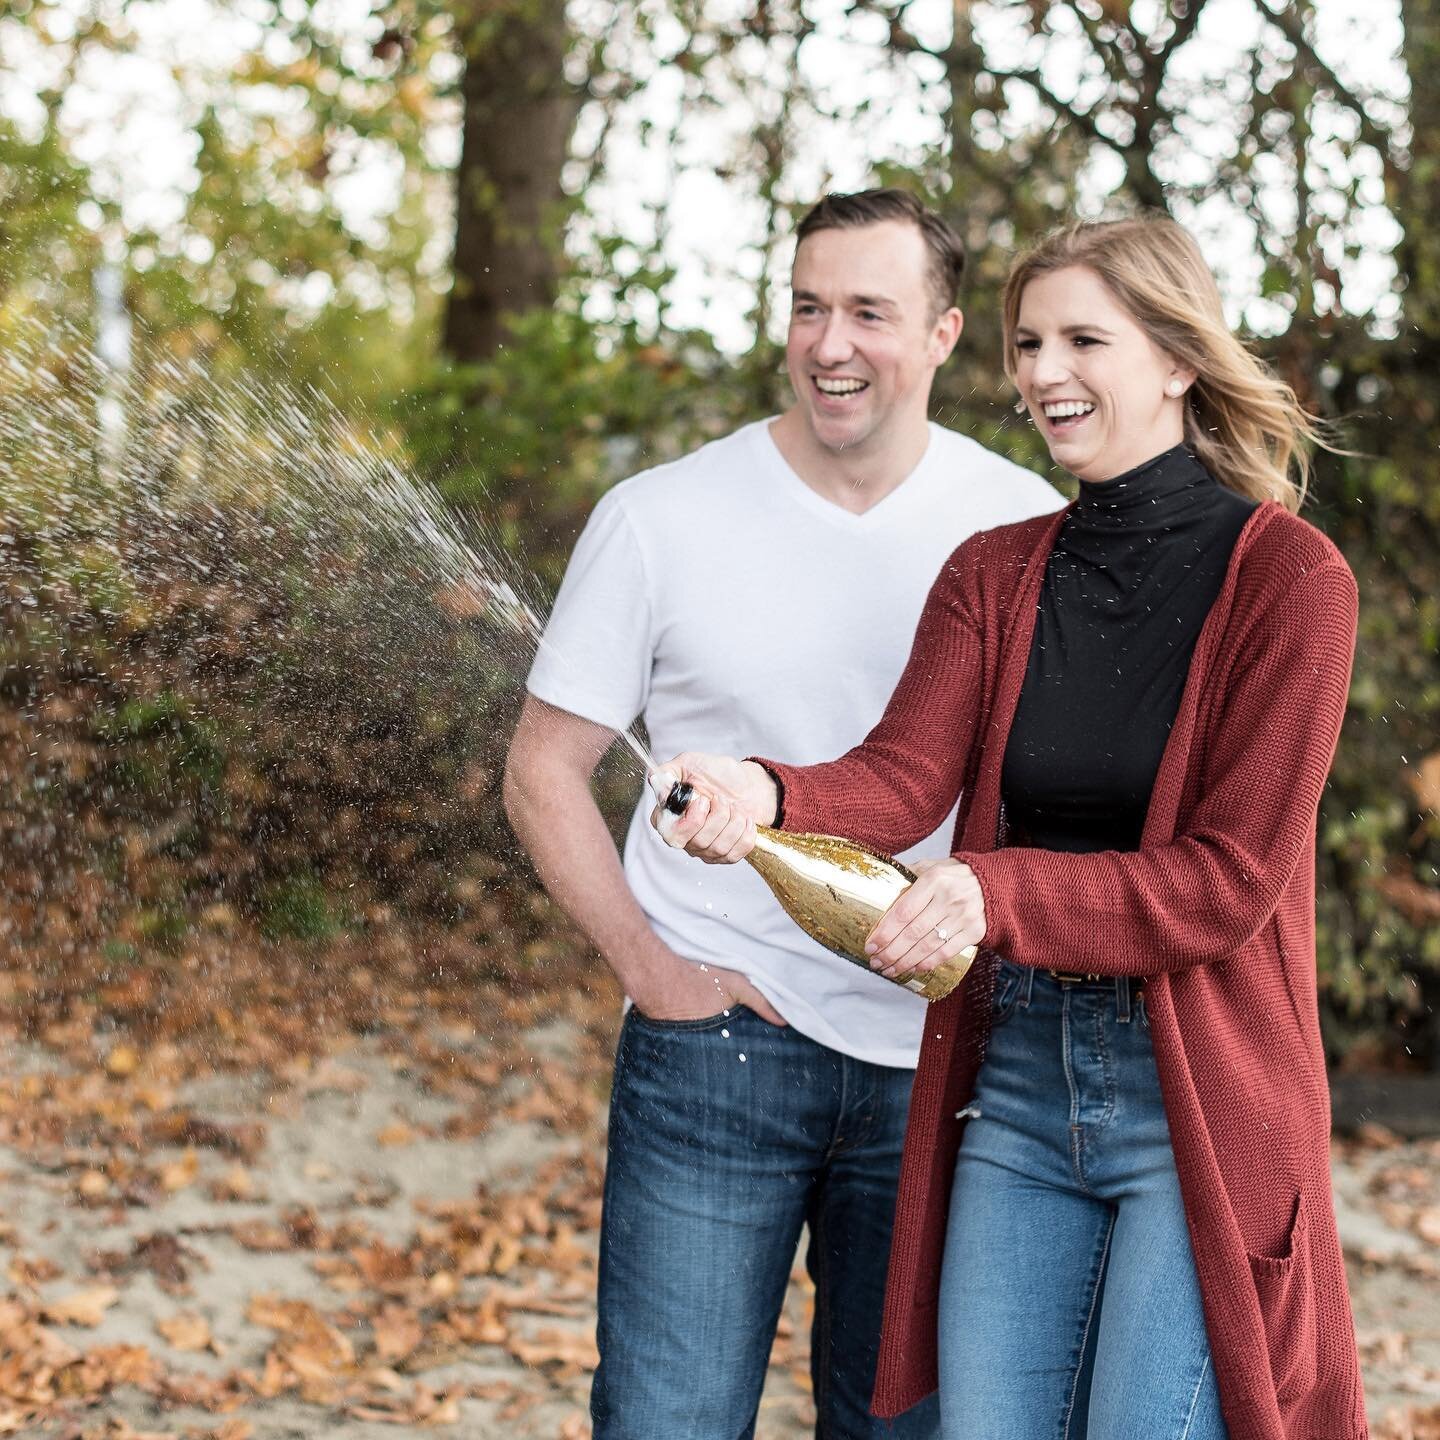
[938,964,1229,1440]
[592,1003,938,1439]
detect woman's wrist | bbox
[741,760,782,826]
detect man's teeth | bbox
[815,378,868,395]
[1043,401,1096,419]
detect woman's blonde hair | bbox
[1002,216,1324,511]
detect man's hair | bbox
[794,189,966,317]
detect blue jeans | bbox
[938,965,1228,1440]
[592,1003,939,1439]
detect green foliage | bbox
[256,872,341,941]
[397,304,735,585]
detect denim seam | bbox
[1095,1003,1116,1127]
[1061,991,1095,1194]
[826,1053,856,1159]
[1178,1354,1211,1440]
[809,1199,834,1437]
[1061,1209,1115,1440]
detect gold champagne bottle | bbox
[664,782,975,1002]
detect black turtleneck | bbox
[1001,444,1256,854]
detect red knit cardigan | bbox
[762,502,1367,1440]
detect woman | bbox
[652,217,1367,1440]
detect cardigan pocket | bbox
[1246,1192,1317,1409]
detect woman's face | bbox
[1013,264,1196,482]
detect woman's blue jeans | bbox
[938,964,1229,1440]
[591,1004,938,1439]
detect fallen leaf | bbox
[106,1044,140,1078]
[231,1219,295,1252]
[1415,1206,1440,1246]
[77,1168,110,1201]
[159,1148,199,1192]
[8,1253,61,1285]
[43,1284,120,1326]
[157,1311,214,1352]
[505,1324,599,1372]
[373,1302,423,1363]
[209,1163,256,1202]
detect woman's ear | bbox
[1165,361,1198,399]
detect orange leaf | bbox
[43,1285,120,1326]
[106,1044,140,1078]
[157,1311,215,1352]
[505,1325,599,1372]
[159,1148,199,1192]
[373,1303,423,1363]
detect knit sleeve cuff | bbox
[748,760,786,829]
[954,850,1016,956]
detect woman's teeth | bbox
[1043,400,1096,423]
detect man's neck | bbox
[768,409,933,516]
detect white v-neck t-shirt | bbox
[528,419,1063,1067]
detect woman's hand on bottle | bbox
[648,753,778,864]
[865,858,986,982]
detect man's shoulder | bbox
[602,423,764,522]
[925,425,1064,512]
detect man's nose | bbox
[814,313,854,364]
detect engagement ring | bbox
[936,926,950,942]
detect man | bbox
[504,189,1062,1439]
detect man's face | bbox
[785,220,960,455]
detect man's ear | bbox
[930,306,964,365]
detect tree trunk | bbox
[443,0,580,364]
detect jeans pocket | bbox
[628,1003,747,1033]
[1246,1193,1318,1410]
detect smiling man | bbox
[504,189,1062,1439]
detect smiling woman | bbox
[1003,219,1329,509]
[1011,266,1195,479]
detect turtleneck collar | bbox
[1074,444,1212,519]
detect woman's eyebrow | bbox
[1015,322,1117,338]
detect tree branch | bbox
[1264,1,1402,174]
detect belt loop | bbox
[1116,975,1132,1024]
[1019,966,1035,1009]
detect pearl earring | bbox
[1167,379,1184,398]
[1013,399,1027,415]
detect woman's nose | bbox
[1031,346,1072,387]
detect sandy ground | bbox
[2,1010,1438,1438]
